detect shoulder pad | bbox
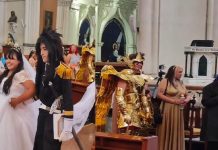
[100,65,129,81]
[56,62,73,80]
[120,69,134,75]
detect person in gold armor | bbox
[75,43,95,83]
[157,65,191,150]
[96,52,153,135]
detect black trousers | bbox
[207,141,218,150]
[33,109,61,150]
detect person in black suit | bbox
[200,77,218,150]
[33,29,74,150]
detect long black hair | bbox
[35,28,64,97]
[165,65,177,87]
[0,47,23,94]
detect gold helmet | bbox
[122,52,145,68]
[81,45,95,55]
[132,52,144,63]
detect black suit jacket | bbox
[200,80,218,141]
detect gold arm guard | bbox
[139,96,153,125]
[115,87,127,115]
[87,56,95,82]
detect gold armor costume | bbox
[75,45,95,83]
[96,64,153,135]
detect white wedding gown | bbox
[0,55,96,149]
[0,70,40,150]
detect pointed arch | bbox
[101,18,126,62]
[97,8,134,61]
[78,18,91,45]
[198,55,207,76]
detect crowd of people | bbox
[0,28,217,150]
[0,29,95,150]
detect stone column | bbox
[137,0,160,74]
[95,0,101,61]
[57,0,80,45]
[189,52,194,78]
[23,0,40,55]
[214,52,218,77]
[206,0,214,40]
[184,52,189,77]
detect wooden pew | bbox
[95,132,158,150]
[72,81,89,104]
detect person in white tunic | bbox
[0,47,38,150]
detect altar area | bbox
[183,46,218,86]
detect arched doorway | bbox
[78,19,90,45]
[101,18,126,62]
[198,55,207,76]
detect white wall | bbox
[212,0,218,47]
[0,1,25,48]
[0,2,7,47]
[159,0,207,70]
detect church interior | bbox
[0,0,218,150]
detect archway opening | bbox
[78,19,90,45]
[198,55,207,76]
[101,18,126,62]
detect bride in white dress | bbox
[0,47,38,150]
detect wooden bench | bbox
[95,132,158,150]
[72,81,89,104]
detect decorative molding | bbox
[185,46,218,53]
[58,0,72,6]
[23,43,35,47]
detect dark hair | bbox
[35,28,64,97]
[0,47,23,94]
[165,65,177,87]
[28,50,36,60]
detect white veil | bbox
[22,55,36,82]
[22,55,41,114]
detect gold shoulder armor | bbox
[120,69,134,75]
[101,65,129,81]
[56,62,73,80]
[101,65,117,79]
